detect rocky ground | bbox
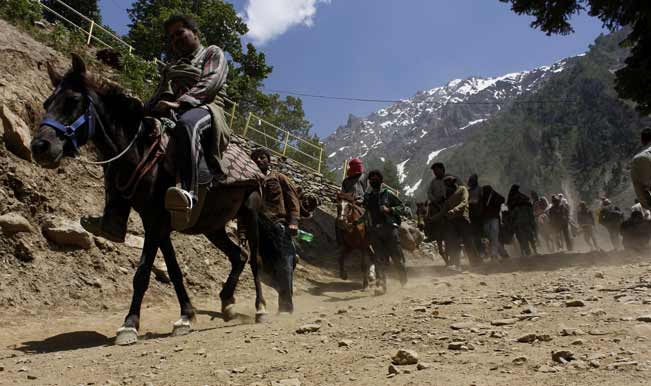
[0,250,650,386]
[1,15,651,386]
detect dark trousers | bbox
[259,216,297,312]
[581,225,599,250]
[553,223,573,251]
[368,224,407,284]
[173,108,213,194]
[607,226,621,250]
[515,228,535,256]
[445,217,481,266]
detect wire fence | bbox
[224,100,324,173]
[30,0,327,174]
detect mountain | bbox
[324,56,572,195]
[441,30,649,206]
[324,29,649,208]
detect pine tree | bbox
[43,0,102,27]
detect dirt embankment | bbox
[0,18,355,316]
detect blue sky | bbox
[98,0,606,138]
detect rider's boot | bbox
[165,187,197,230]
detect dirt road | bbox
[1,251,650,386]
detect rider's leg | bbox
[165,108,212,217]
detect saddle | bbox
[118,118,264,231]
[176,136,264,231]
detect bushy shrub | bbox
[0,0,42,25]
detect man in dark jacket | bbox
[425,162,449,265]
[549,195,573,252]
[430,176,481,269]
[467,174,484,257]
[362,170,407,295]
[480,185,505,259]
[252,148,300,313]
[599,198,624,251]
[507,185,538,256]
[577,201,599,251]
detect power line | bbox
[264,88,575,105]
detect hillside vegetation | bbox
[429,30,650,206]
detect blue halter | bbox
[40,95,96,151]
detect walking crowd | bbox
[336,128,651,278]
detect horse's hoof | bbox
[222,304,237,322]
[115,327,138,346]
[172,316,192,336]
[368,265,376,281]
[340,271,348,280]
[255,312,268,324]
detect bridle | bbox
[39,88,143,165]
[40,89,96,152]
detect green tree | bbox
[499,0,651,114]
[43,0,101,27]
[382,159,402,191]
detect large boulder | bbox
[0,212,33,234]
[399,222,424,251]
[0,105,32,161]
[42,217,93,250]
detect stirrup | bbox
[165,187,195,230]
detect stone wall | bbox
[233,135,341,204]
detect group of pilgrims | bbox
[420,166,651,270]
[339,127,651,274]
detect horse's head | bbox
[31,53,143,168]
[31,54,95,168]
[336,192,355,223]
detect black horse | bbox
[30,54,290,345]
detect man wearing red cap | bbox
[341,157,368,203]
[336,157,368,258]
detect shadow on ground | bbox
[14,331,109,353]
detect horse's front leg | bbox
[339,247,348,280]
[159,234,195,336]
[116,227,160,345]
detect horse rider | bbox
[251,148,300,313]
[81,14,231,237]
[632,127,651,211]
[362,170,407,294]
[336,157,368,253]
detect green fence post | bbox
[282,131,290,156]
[86,20,94,45]
[243,112,252,138]
[228,102,236,130]
[317,145,324,174]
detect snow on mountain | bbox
[324,58,574,197]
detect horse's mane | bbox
[68,70,145,132]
